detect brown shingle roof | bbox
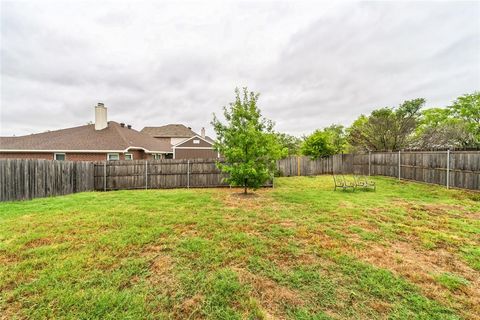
[0,122,172,152]
[141,124,198,138]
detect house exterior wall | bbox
[174,148,219,159]
[0,152,54,160]
[176,137,212,148]
[0,150,151,161]
[65,153,109,161]
[123,149,148,160]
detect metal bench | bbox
[354,174,376,191]
[333,174,356,191]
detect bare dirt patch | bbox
[296,228,342,251]
[175,294,205,319]
[0,252,20,265]
[234,267,303,319]
[211,188,276,211]
[393,200,468,217]
[23,237,53,249]
[0,302,24,320]
[278,220,297,228]
[142,245,177,291]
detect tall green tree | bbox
[449,92,480,147]
[211,88,285,194]
[323,124,348,153]
[301,125,346,159]
[301,130,335,159]
[274,132,302,157]
[413,108,474,149]
[347,98,425,151]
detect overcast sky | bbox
[1,1,479,137]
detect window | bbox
[193,139,200,144]
[107,153,120,161]
[125,153,133,160]
[153,154,162,160]
[54,153,66,161]
[165,153,173,159]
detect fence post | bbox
[368,151,371,176]
[398,150,401,180]
[446,149,450,189]
[187,159,190,188]
[104,161,107,191]
[145,160,148,190]
[297,156,300,176]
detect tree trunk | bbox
[244,178,247,194]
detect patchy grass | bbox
[0,176,479,319]
[434,273,470,291]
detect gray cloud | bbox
[1,1,479,137]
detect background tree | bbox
[274,132,302,157]
[301,130,335,159]
[323,124,348,153]
[413,108,474,149]
[301,125,347,159]
[449,92,480,147]
[347,98,425,151]
[212,88,284,194]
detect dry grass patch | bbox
[235,268,303,319]
[353,240,480,319]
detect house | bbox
[0,103,172,161]
[141,124,219,159]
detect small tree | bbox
[212,88,284,194]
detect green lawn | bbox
[1,176,479,320]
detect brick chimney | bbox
[201,127,205,138]
[95,103,108,130]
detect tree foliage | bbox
[211,88,285,194]
[413,108,474,149]
[301,125,347,159]
[274,132,302,157]
[347,98,425,151]
[449,92,480,147]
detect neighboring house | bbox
[172,135,218,159]
[0,103,171,161]
[142,124,200,146]
[141,124,219,159]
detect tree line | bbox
[280,92,480,159]
[212,88,479,193]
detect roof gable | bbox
[173,135,214,148]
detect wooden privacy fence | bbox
[0,158,273,201]
[277,151,480,190]
[0,159,94,201]
[277,154,346,176]
[93,159,231,191]
[1,152,478,201]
